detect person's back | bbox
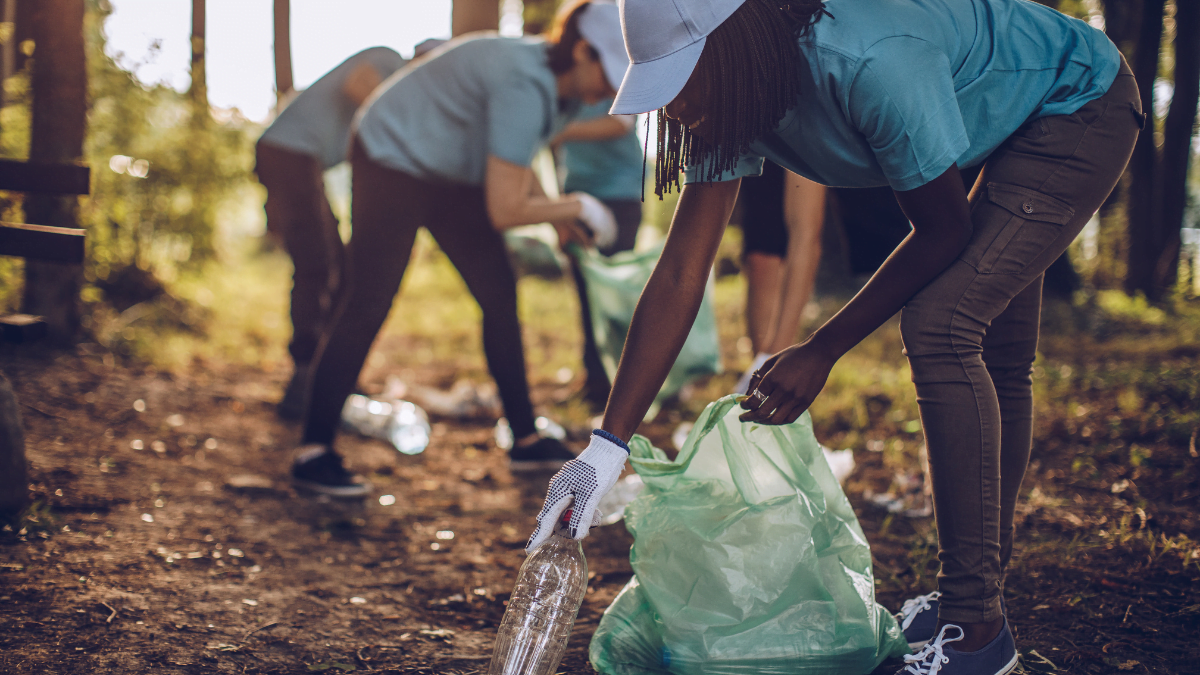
[355,34,564,186]
[687,0,1121,189]
[261,46,407,169]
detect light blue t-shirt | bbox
[355,34,568,186]
[683,0,1121,191]
[259,47,407,169]
[561,100,644,201]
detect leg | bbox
[302,144,421,446]
[982,274,1042,578]
[903,65,1141,644]
[424,189,538,441]
[765,173,825,353]
[576,200,643,406]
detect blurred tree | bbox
[22,0,86,341]
[0,372,26,520]
[274,0,293,104]
[190,0,206,121]
[453,0,500,36]
[1117,0,1200,301]
[523,0,561,35]
[0,0,15,123]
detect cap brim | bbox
[599,49,628,94]
[610,38,706,115]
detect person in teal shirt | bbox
[257,47,407,418]
[529,1,1142,673]
[291,2,630,496]
[552,99,644,405]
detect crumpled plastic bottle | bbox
[340,394,431,455]
[488,531,587,675]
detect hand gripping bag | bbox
[589,396,909,674]
[572,244,722,420]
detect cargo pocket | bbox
[969,183,1075,275]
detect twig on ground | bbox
[100,601,117,623]
[241,621,278,641]
[22,402,66,420]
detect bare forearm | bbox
[602,181,739,440]
[553,116,633,144]
[808,168,972,360]
[808,230,961,359]
[494,194,582,230]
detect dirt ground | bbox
[1,332,1198,674]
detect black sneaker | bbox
[291,445,371,498]
[509,437,577,472]
[278,364,311,421]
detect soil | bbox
[1,340,1197,674]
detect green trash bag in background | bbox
[572,244,722,420]
[589,396,909,675]
[505,225,566,280]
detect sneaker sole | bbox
[292,478,371,499]
[508,459,569,473]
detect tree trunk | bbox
[1153,0,1200,295]
[21,0,85,342]
[0,0,16,119]
[452,0,500,36]
[190,0,206,120]
[1124,0,1166,298]
[273,0,293,103]
[0,372,26,520]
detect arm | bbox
[602,179,741,441]
[741,165,972,423]
[764,173,826,354]
[342,63,384,107]
[485,155,585,230]
[551,114,635,146]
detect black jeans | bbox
[302,139,538,445]
[255,141,344,366]
[571,199,642,400]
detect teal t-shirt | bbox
[355,34,567,186]
[561,99,644,201]
[683,0,1121,191]
[259,47,407,169]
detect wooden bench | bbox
[0,157,89,342]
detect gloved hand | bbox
[526,430,629,553]
[734,351,773,395]
[572,192,618,250]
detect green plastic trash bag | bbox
[572,244,722,420]
[589,396,909,675]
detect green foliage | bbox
[81,1,257,287]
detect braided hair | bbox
[652,0,831,198]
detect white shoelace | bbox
[897,590,943,630]
[903,624,965,675]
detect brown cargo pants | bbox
[900,60,1142,623]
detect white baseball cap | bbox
[577,1,632,93]
[610,0,746,114]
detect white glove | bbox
[526,430,629,553]
[735,352,772,395]
[573,192,618,250]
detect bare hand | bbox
[738,341,836,425]
[552,218,594,249]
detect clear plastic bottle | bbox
[488,533,588,675]
[340,394,431,455]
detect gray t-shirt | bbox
[259,47,407,169]
[355,34,565,186]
